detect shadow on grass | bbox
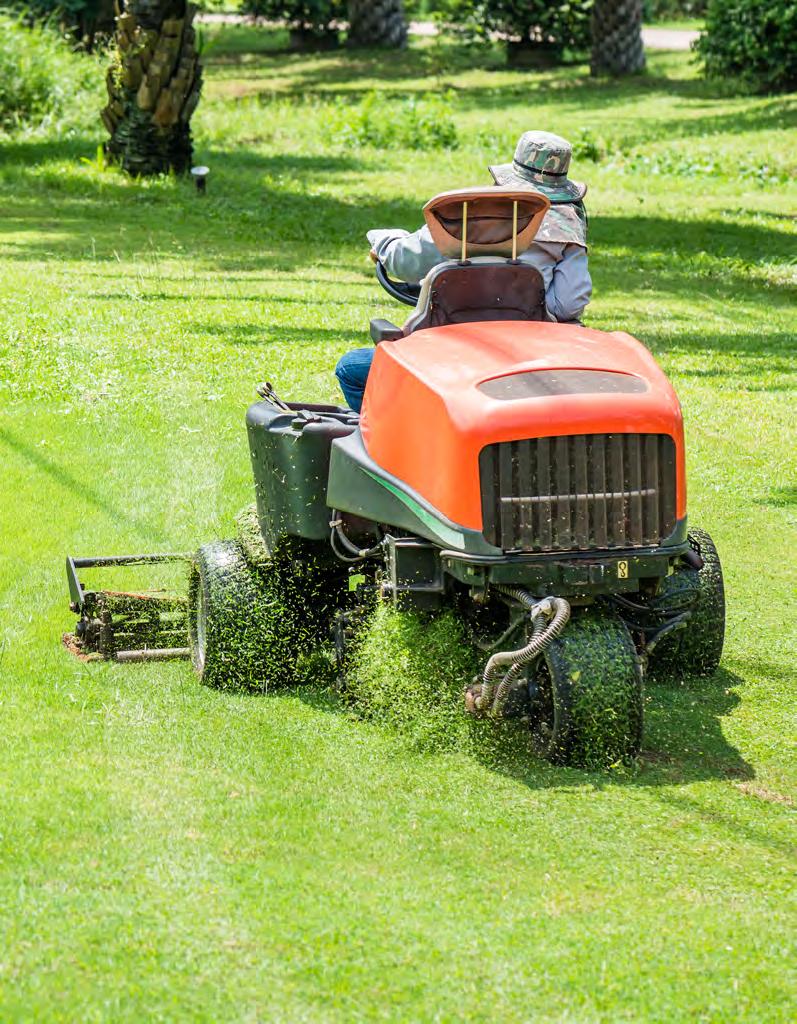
[204,41,796,141]
[2,183,793,328]
[187,323,360,345]
[754,485,797,508]
[654,787,795,859]
[0,145,421,274]
[0,424,170,547]
[291,662,753,792]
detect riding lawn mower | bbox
[65,188,725,767]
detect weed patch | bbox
[324,89,459,149]
[0,16,102,136]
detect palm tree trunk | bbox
[348,0,408,49]
[102,0,202,176]
[590,0,645,76]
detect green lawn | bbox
[0,35,795,1022]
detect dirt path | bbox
[641,27,699,51]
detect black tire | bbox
[189,540,287,691]
[529,608,643,768]
[189,536,350,692]
[651,528,725,678]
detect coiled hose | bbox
[477,587,571,717]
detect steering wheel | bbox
[375,260,421,307]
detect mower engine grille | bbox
[480,433,677,552]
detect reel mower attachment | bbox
[64,553,193,662]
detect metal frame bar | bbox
[66,553,192,611]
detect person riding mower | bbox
[337,130,592,412]
[64,183,725,770]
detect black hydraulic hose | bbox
[329,512,383,563]
[479,587,571,715]
[491,616,546,712]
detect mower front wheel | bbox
[650,528,725,679]
[189,540,279,691]
[529,609,643,768]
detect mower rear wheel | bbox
[651,528,725,678]
[189,540,280,691]
[529,608,643,768]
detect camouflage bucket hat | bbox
[489,130,587,204]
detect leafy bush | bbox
[643,0,707,18]
[694,0,797,93]
[0,15,101,135]
[13,0,115,46]
[326,90,458,149]
[240,0,345,42]
[570,126,608,161]
[431,0,592,60]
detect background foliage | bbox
[423,0,592,56]
[407,0,706,23]
[0,14,101,134]
[643,0,706,17]
[325,89,458,148]
[5,0,114,44]
[238,0,345,40]
[695,0,797,93]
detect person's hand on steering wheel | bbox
[373,255,421,307]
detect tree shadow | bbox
[206,41,797,149]
[592,212,796,267]
[1,132,792,367]
[289,661,754,793]
[186,322,360,345]
[0,424,170,546]
[0,142,421,273]
[753,485,797,509]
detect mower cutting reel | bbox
[65,554,192,662]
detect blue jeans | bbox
[335,347,375,413]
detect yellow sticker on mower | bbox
[617,560,629,579]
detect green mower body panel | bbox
[246,400,357,552]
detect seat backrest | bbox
[403,259,552,334]
[400,188,553,334]
[423,187,550,259]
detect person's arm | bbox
[546,244,591,323]
[366,225,443,284]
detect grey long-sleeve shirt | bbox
[367,225,592,323]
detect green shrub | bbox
[570,126,608,162]
[326,90,458,149]
[239,0,345,43]
[694,0,797,93]
[0,15,101,135]
[643,0,707,18]
[12,0,115,46]
[425,0,592,59]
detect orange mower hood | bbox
[360,320,686,532]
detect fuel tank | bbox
[359,320,686,536]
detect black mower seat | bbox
[403,259,551,334]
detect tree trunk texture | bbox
[590,0,645,76]
[102,0,202,176]
[348,0,408,49]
